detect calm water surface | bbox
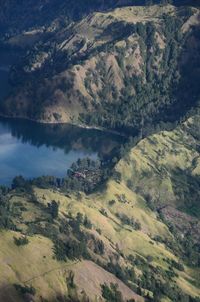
[0,118,123,185]
[0,49,124,185]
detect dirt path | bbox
[1,260,80,290]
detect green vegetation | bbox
[14,284,36,296]
[83,13,200,136]
[1,5,199,138]
[0,115,199,302]
[48,200,59,219]
[101,283,124,302]
[116,213,142,230]
[14,236,29,246]
[1,0,197,39]
[0,2,200,302]
[9,158,109,194]
[1,119,199,302]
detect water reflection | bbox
[0,118,124,155]
[0,118,125,185]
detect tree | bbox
[12,176,26,189]
[101,283,124,302]
[48,200,59,219]
[14,236,29,246]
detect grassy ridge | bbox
[0,111,200,301]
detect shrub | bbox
[14,236,29,246]
[14,284,36,296]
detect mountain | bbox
[0,0,198,37]
[0,4,200,136]
[0,1,200,302]
[0,112,200,302]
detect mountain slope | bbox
[117,112,200,214]
[0,112,200,302]
[0,3,200,302]
[1,5,199,135]
[0,0,198,38]
[116,110,200,269]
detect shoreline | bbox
[0,113,129,138]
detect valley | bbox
[0,1,199,302]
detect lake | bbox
[0,49,125,185]
[0,118,124,185]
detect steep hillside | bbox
[0,1,198,38]
[0,5,199,135]
[0,0,121,38]
[0,112,200,302]
[117,111,200,216]
[116,110,200,269]
[0,3,200,302]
